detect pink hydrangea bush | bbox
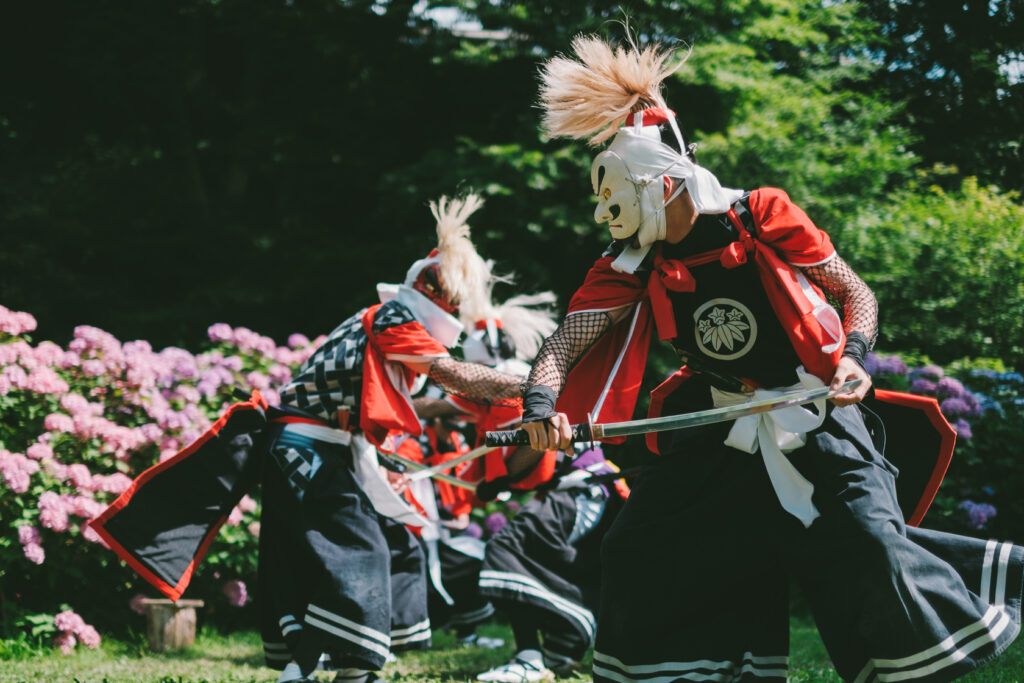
[53,610,101,654]
[1,304,323,650]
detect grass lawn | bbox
[2,616,1023,682]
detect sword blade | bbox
[390,454,480,490]
[406,444,496,483]
[596,379,862,440]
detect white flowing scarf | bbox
[711,367,827,528]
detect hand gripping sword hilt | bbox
[484,417,597,448]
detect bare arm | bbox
[503,445,548,480]
[411,396,467,420]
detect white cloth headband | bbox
[605,123,744,214]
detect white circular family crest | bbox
[692,298,758,360]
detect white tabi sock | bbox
[332,667,371,683]
[516,649,544,666]
[277,661,305,683]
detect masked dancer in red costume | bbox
[517,33,1023,683]
[261,194,528,683]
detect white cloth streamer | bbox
[350,433,432,528]
[711,367,827,527]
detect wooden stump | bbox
[140,598,204,652]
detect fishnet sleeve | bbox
[427,357,523,402]
[801,255,879,349]
[523,310,613,394]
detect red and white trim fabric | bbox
[87,390,269,600]
[359,304,448,447]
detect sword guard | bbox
[585,412,598,453]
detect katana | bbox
[406,444,496,483]
[485,379,862,447]
[388,453,480,491]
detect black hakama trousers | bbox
[258,430,430,674]
[595,404,1023,683]
[480,485,622,661]
[425,535,496,633]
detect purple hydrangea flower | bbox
[485,512,508,535]
[864,353,880,375]
[222,579,249,607]
[918,364,944,380]
[953,418,973,440]
[208,323,234,342]
[877,356,908,376]
[936,377,966,399]
[910,378,937,395]
[288,333,310,349]
[462,522,483,539]
[958,500,997,530]
[940,397,971,418]
[963,392,982,418]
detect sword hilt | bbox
[485,416,598,448]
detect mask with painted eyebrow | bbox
[590,149,666,246]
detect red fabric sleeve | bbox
[360,307,448,447]
[395,435,425,464]
[558,257,653,437]
[445,394,490,424]
[748,188,835,267]
[375,321,449,366]
[567,256,646,312]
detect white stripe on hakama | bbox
[479,569,595,640]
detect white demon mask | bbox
[591,148,667,247]
[589,109,743,249]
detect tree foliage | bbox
[857,0,1024,189]
[0,0,1020,370]
[844,171,1024,367]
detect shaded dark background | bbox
[1,0,1021,353]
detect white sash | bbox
[711,367,826,528]
[350,433,432,528]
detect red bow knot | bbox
[653,254,697,293]
[720,242,748,269]
[647,253,697,340]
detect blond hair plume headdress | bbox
[492,292,559,362]
[538,32,743,265]
[539,33,680,146]
[428,193,491,320]
[462,286,559,373]
[372,193,492,348]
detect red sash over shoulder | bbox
[557,188,838,441]
[360,304,448,447]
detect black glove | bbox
[843,331,870,370]
[377,453,407,474]
[522,385,558,423]
[475,476,511,502]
